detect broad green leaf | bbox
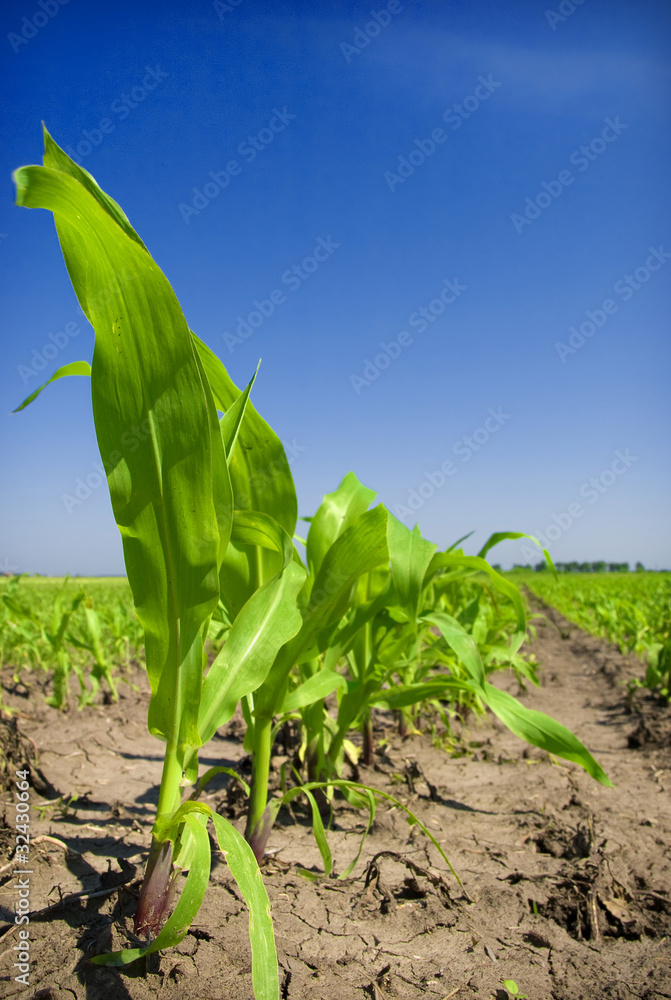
[306,471,376,577]
[12,360,91,413]
[197,561,306,746]
[231,509,297,571]
[482,683,613,786]
[193,334,297,537]
[303,504,389,654]
[41,124,149,250]
[324,572,393,663]
[387,516,437,622]
[281,667,348,714]
[375,678,467,709]
[14,131,231,755]
[423,610,487,690]
[255,504,390,717]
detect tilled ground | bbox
[0,599,669,999]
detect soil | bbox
[0,598,670,1000]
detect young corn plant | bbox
[66,597,120,707]
[241,473,391,861]
[13,126,308,996]
[2,576,87,708]
[239,477,613,866]
[296,503,612,797]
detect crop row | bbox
[518,571,671,699]
[0,576,139,711]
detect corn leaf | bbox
[387,516,437,622]
[211,814,279,1000]
[423,610,487,689]
[12,360,92,413]
[255,504,389,717]
[281,667,348,714]
[197,560,306,746]
[14,129,231,757]
[482,683,613,786]
[306,471,376,577]
[92,810,211,966]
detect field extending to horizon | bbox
[1,565,670,999]
[3,569,669,711]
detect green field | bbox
[511,570,671,698]
[0,574,140,710]
[4,569,670,713]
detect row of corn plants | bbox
[518,570,671,700]
[11,128,612,998]
[0,575,141,710]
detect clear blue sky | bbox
[1,0,669,574]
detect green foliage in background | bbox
[518,571,671,699]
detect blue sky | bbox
[1,0,669,574]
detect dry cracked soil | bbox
[0,597,670,1000]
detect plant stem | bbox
[134,742,183,938]
[156,742,184,821]
[245,714,273,862]
[362,711,374,766]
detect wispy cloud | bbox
[361,27,669,118]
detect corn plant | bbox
[239,478,613,864]
[523,570,671,699]
[13,126,308,995]
[2,576,88,708]
[67,598,120,706]
[0,576,45,680]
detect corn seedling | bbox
[14,127,293,995]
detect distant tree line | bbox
[505,561,648,573]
